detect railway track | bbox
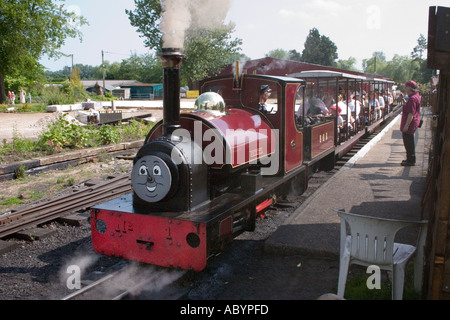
[0,174,132,239]
[61,262,187,300]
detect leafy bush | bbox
[12,103,47,113]
[119,119,151,141]
[1,113,154,163]
[38,113,92,152]
[0,126,38,156]
[43,86,76,105]
[97,124,120,145]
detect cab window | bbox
[257,84,278,115]
[241,80,281,116]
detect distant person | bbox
[368,92,380,122]
[8,91,12,104]
[20,88,26,104]
[11,91,15,105]
[258,85,273,114]
[397,92,406,105]
[27,93,32,104]
[400,80,422,167]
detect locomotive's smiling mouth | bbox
[141,182,163,193]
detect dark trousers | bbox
[402,133,416,163]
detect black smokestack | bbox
[158,48,185,136]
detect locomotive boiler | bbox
[90,48,336,271]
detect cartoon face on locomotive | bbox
[91,50,336,271]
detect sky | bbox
[39,0,449,72]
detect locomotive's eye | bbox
[153,165,162,176]
[139,166,148,176]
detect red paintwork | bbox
[209,108,275,168]
[311,122,335,158]
[91,209,208,271]
[284,83,304,173]
[256,199,273,213]
[148,109,275,169]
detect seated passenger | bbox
[258,85,273,114]
[375,90,385,117]
[347,92,361,130]
[333,95,348,115]
[310,97,329,117]
[322,92,335,109]
[368,91,381,121]
[330,105,344,132]
[347,92,362,117]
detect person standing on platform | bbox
[400,80,422,167]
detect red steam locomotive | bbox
[90,48,391,271]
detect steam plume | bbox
[160,0,232,49]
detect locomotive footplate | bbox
[91,168,306,271]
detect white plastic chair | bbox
[334,208,428,300]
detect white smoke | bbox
[59,253,99,283]
[160,0,232,49]
[99,263,186,300]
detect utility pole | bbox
[102,50,106,96]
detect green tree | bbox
[301,28,338,67]
[411,34,427,60]
[289,49,302,62]
[266,49,290,60]
[182,28,242,87]
[126,0,163,51]
[336,57,360,72]
[363,52,387,75]
[69,66,83,89]
[411,34,432,84]
[119,53,162,83]
[0,0,88,104]
[126,0,242,87]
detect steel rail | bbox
[0,174,131,239]
[61,272,122,300]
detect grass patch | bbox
[1,197,24,206]
[342,265,422,300]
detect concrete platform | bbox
[265,112,431,258]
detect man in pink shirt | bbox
[400,80,422,166]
